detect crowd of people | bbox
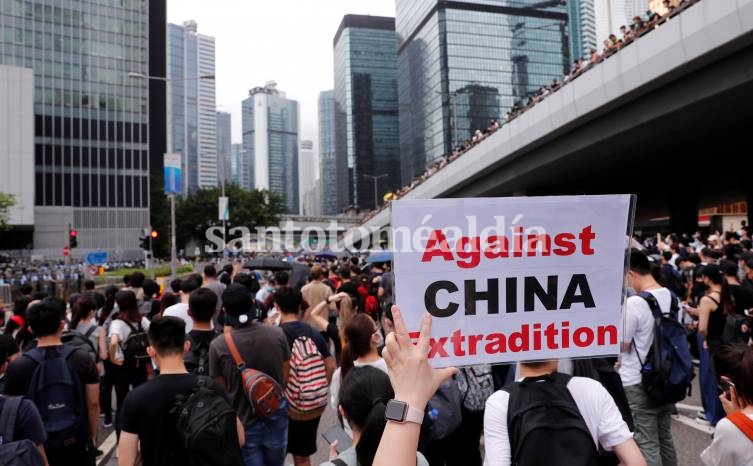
[0,218,749,465]
[358,0,701,226]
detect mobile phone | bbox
[718,376,736,400]
[322,425,353,453]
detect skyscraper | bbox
[396,0,570,182]
[167,20,217,194]
[242,82,299,214]
[569,0,598,59]
[0,0,166,252]
[333,15,400,212]
[299,140,321,216]
[318,90,338,215]
[216,111,232,185]
[231,143,251,189]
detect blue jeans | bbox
[242,414,289,466]
[697,333,724,426]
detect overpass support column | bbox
[669,189,699,235]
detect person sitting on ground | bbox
[321,366,429,466]
[700,344,753,465]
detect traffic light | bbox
[139,233,149,251]
[69,228,78,248]
[150,230,159,239]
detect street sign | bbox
[164,153,183,195]
[219,196,229,221]
[62,246,70,257]
[85,250,108,265]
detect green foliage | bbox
[175,184,286,250]
[103,263,194,279]
[0,193,15,231]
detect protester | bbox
[108,290,150,435]
[302,265,340,363]
[163,274,202,332]
[330,314,387,411]
[203,264,226,313]
[118,316,244,466]
[69,295,108,373]
[141,278,162,319]
[322,366,429,466]
[700,344,753,465]
[4,297,100,466]
[276,287,335,466]
[209,283,291,466]
[0,334,19,393]
[620,250,678,465]
[185,288,220,375]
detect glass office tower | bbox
[396,0,570,182]
[318,90,338,215]
[0,0,165,253]
[241,83,299,214]
[216,111,232,185]
[333,15,400,212]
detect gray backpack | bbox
[457,365,494,412]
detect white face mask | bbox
[373,330,384,348]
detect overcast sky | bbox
[168,0,396,150]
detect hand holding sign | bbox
[382,306,458,410]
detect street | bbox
[98,373,715,466]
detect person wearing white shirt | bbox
[620,250,678,466]
[484,359,644,466]
[163,274,202,333]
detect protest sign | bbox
[392,195,633,367]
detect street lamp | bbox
[363,174,388,210]
[127,71,215,279]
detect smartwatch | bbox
[384,400,424,425]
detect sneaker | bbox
[103,421,113,428]
[95,449,104,458]
[696,411,707,421]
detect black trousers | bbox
[112,363,147,435]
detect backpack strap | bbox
[638,292,663,319]
[727,412,753,442]
[330,459,348,466]
[223,331,246,370]
[84,326,97,339]
[0,396,22,445]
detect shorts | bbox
[286,416,322,457]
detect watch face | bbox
[385,400,408,421]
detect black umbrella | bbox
[242,257,293,272]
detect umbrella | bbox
[289,262,311,290]
[242,257,293,271]
[366,251,393,264]
[315,248,347,259]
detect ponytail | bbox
[356,399,388,466]
[718,277,734,316]
[340,344,355,380]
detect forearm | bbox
[374,422,421,466]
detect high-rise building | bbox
[333,15,400,212]
[396,0,570,182]
[167,20,217,194]
[231,143,251,189]
[299,140,321,216]
[216,111,232,185]
[242,82,299,214]
[569,0,598,59]
[318,90,338,215]
[0,0,167,253]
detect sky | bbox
[168,0,396,150]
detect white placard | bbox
[392,195,633,367]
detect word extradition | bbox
[409,321,618,359]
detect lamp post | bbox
[127,71,215,279]
[363,174,388,210]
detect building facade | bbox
[216,111,232,185]
[167,20,217,194]
[333,15,400,212]
[241,82,299,214]
[298,140,321,216]
[230,143,250,189]
[318,90,338,215]
[0,0,166,254]
[396,0,570,182]
[595,0,650,42]
[569,0,597,59]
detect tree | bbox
[0,193,16,231]
[174,184,286,253]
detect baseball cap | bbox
[221,284,258,328]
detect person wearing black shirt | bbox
[4,298,100,466]
[119,317,244,466]
[186,288,221,374]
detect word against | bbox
[393,195,633,367]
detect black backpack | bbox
[0,397,45,466]
[504,373,599,466]
[184,330,221,376]
[121,321,149,367]
[61,328,98,362]
[172,377,243,466]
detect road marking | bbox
[97,431,117,466]
[676,403,703,411]
[672,414,714,435]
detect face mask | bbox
[373,330,384,348]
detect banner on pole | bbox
[164,153,182,195]
[392,195,634,367]
[219,196,229,221]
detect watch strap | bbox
[404,404,424,424]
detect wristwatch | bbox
[384,400,424,425]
